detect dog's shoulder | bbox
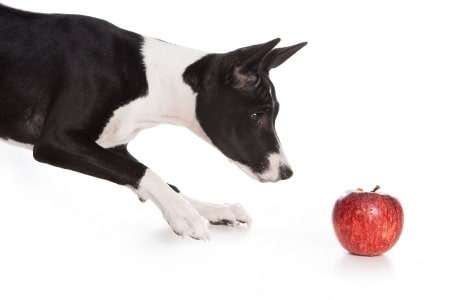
[0,4,148,144]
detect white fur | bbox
[135,169,210,241]
[259,151,291,181]
[96,37,210,148]
[182,194,252,226]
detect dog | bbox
[0,4,306,241]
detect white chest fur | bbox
[95,96,151,148]
[96,38,209,149]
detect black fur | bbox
[0,4,148,187]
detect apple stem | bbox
[371,185,381,193]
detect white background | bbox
[1,0,449,299]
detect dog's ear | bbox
[183,39,299,92]
[236,38,281,69]
[230,38,281,89]
[261,42,307,72]
[183,54,214,93]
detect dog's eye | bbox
[249,112,264,123]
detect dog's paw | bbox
[185,198,252,227]
[206,203,252,226]
[162,202,211,241]
[135,169,211,241]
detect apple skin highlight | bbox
[332,187,404,256]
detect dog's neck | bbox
[142,38,209,141]
[96,37,211,149]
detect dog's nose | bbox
[280,166,293,180]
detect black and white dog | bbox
[0,4,306,240]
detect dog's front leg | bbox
[135,169,210,240]
[109,146,252,229]
[33,138,210,241]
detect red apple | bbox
[332,186,404,256]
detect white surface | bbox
[1,0,449,299]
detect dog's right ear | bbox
[261,41,308,71]
[183,55,214,93]
[235,38,281,69]
[183,39,284,92]
[225,38,281,89]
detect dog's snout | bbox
[280,166,293,180]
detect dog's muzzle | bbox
[233,151,293,183]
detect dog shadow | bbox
[153,223,251,244]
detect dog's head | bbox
[183,38,306,182]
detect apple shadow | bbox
[334,253,395,279]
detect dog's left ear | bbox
[261,42,308,72]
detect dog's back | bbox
[0,4,147,144]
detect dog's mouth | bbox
[231,152,293,183]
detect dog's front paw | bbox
[136,169,211,241]
[207,203,252,226]
[163,202,211,241]
[184,198,252,227]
